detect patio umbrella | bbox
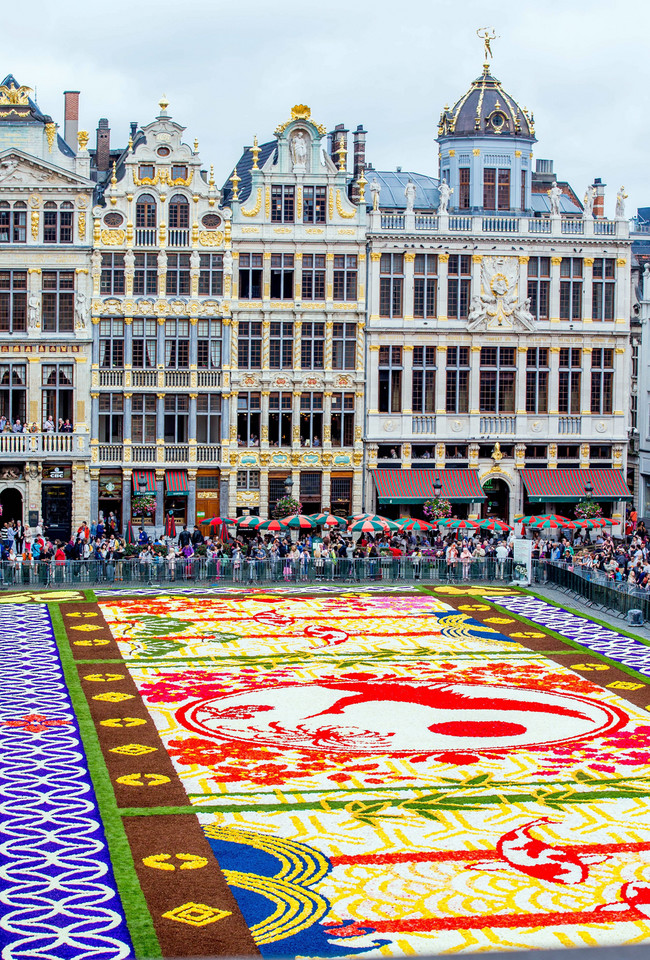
[529,515,576,530]
[348,513,375,522]
[200,516,237,526]
[349,518,389,533]
[574,517,611,529]
[477,518,512,533]
[125,520,137,544]
[515,514,538,525]
[312,513,347,528]
[439,518,480,531]
[281,514,318,529]
[258,518,286,532]
[398,518,434,532]
[236,515,262,530]
[377,518,402,532]
[164,512,176,538]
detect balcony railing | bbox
[415,215,439,231]
[132,370,158,388]
[196,444,221,462]
[168,228,190,247]
[528,219,552,234]
[370,211,625,238]
[99,370,124,387]
[561,220,584,235]
[411,415,436,434]
[165,371,191,388]
[132,444,157,462]
[479,416,516,435]
[134,227,157,246]
[380,214,405,230]
[0,432,90,458]
[448,216,473,231]
[594,220,617,235]
[97,443,222,465]
[482,216,520,233]
[197,370,222,388]
[165,443,189,462]
[558,416,582,434]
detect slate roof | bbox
[222,140,277,205]
[0,74,75,158]
[438,69,535,141]
[364,169,439,210]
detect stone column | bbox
[468,345,481,415]
[471,254,482,302]
[157,317,166,388]
[90,468,100,524]
[189,394,197,441]
[369,252,381,319]
[518,255,529,303]
[292,389,301,447]
[262,319,271,372]
[356,319,365,373]
[293,319,302,371]
[260,390,270,445]
[582,257,594,323]
[294,253,302,307]
[324,318,333,372]
[122,468,131,527]
[155,468,165,529]
[323,391,333,447]
[123,395,132,441]
[187,468,196,527]
[321,467,331,512]
[549,256,563,323]
[437,253,449,321]
[516,345,528,416]
[402,344,414,419]
[614,345,627,420]
[616,256,629,324]
[259,459,270,518]
[220,471,230,516]
[90,392,99,438]
[27,356,41,427]
[263,250,271,300]
[403,251,415,321]
[436,345,447,415]
[581,347,592,415]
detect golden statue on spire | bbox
[477,27,497,66]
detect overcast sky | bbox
[5,0,648,217]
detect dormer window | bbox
[172,165,188,181]
[489,111,506,133]
[138,164,155,180]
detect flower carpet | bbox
[3,586,650,957]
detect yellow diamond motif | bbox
[93,692,134,702]
[84,673,124,683]
[67,612,98,618]
[162,902,231,927]
[71,624,103,632]
[110,743,157,756]
[75,640,110,646]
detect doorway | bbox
[0,487,23,525]
[482,477,510,521]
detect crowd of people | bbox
[0,415,73,434]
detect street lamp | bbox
[284,476,294,496]
[433,477,442,499]
[584,480,593,499]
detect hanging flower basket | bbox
[575,498,603,519]
[273,494,302,519]
[132,494,156,517]
[423,496,452,520]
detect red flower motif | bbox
[1,713,71,734]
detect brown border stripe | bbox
[64,602,123,660]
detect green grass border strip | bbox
[49,602,161,960]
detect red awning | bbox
[165,470,189,495]
[132,469,156,494]
[374,469,486,504]
[521,468,631,502]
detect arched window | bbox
[135,194,156,229]
[43,200,73,244]
[168,194,189,229]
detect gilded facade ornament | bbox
[45,122,56,152]
[336,189,356,219]
[250,135,260,170]
[198,230,223,247]
[230,166,240,200]
[264,185,270,219]
[328,187,334,220]
[0,83,31,105]
[101,229,126,245]
[77,129,89,151]
[78,210,86,240]
[275,104,327,136]
[241,188,262,218]
[30,210,39,240]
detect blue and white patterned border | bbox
[488,594,650,677]
[0,605,133,960]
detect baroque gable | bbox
[0,150,92,190]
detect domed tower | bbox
[437,45,536,215]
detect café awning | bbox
[132,469,156,494]
[165,470,189,495]
[521,468,631,503]
[374,468,486,504]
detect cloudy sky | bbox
[6,0,648,217]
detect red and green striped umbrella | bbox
[398,518,434,532]
[236,515,262,530]
[201,516,237,526]
[529,515,576,530]
[477,518,512,533]
[281,514,318,529]
[439,518,480,530]
[349,518,389,533]
[377,518,402,532]
[348,513,375,522]
[515,515,538,525]
[574,518,611,529]
[258,518,286,532]
[312,513,347,528]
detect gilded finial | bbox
[208,164,215,188]
[357,170,367,203]
[230,165,240,200]
[336,135,347,172]
[194,138,199,152]
[477,27,498,70]
[111,161,117,186]
[158,94,169,114]
[77,129,89,152]
[250,134,260,170]
[127,135,133,153]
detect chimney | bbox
[593,177,606,219]
[350,125,367,203]
[63,91,80,150]
[329,122,348,170]
[96,118,111,172]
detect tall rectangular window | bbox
[269,321,293,369]
[165,254,191,296]
[379,253,403,318]
[98,393,124,443]
[99,319,125,368]
[133,253,157,296]
[237,470,260,490]
[271,185,294,223]
[445,345,470,413]
[0,201,27,243]
[459,168,470,209]
[270,253,294,299]
[414,254,437,318]
[43,201,73,243]
[132,319,157,368]
[527,257,550,320]
[333,255,358,301]
[196,394,221,443]
[526,347,549,413]
[332,322,356,370]
[378,345,402,413]
[592,258,615,321]
[560,258,583,321]
[197,319,222,369]
[591,348,614,414]
[497,169,510,210]
[0,363,26,424]
[299,393,323,446]
[558,347,582,414]
[164,319,190,368]
[301,321,324,369]
[42,363,73,425]
[303,186,326,223]
[198,254,223,296]
[164,394,189,443]
[42,271,74,333]
[447,255,471,320]
[301,254,325,300]
[131,394,157,443]
[268,392,292,447]
[479,346,516,413]
[237,392,261,445]
[100,253,125,295]
[521,169,527,210]
[331,392,355,447]
[483,168,496,209]
[238,253,263,299]
[412,346,436,413]
[0,270,27,333]
[237,322,262,369]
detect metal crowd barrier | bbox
[0,556,523,588]
[544,560,650,620]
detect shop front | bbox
[131,469,156,526]
[520,468,632,536]
[373,468,486,520]
[42,464,72,542]
[195,470,220,526]
[98,471,122,532]
[331,474,353,517]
